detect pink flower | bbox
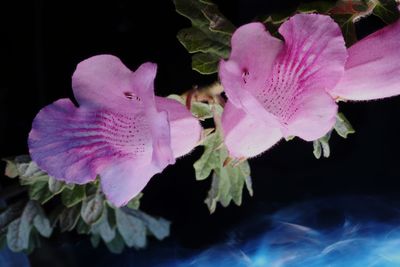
[29,55,202,207]
[220,14,400,158]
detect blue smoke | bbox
[157,197,400,267]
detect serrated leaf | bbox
[48,177,65,194]
[58,205,81,232]
[174,0,234,74]
[194,132,225,180]
[334,113,355,138]
[126,193,143,210]
[91,208,115,243]
[29,180,55,204]
[205,160,252,213]
[81,194,104,225]
[105,231,125,254]
[115,209,146,248]
[61,186,85,208]
[191,53,221,74]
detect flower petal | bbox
[219,22,283,123]
[28,99,154,184]
[330,20,400,101]
[155,97,202,158]
[100,160,160,207]
[222,101,282,158]
[72,55,155,112]
[256,14,346,140]
[284,88,338,141]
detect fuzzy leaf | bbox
[91,208,115,243]
[81,194,104,225]
[194,131,225,180]
[61,186,86,208]
[174,0,234,74]
[126,193,143,210]
[33,213,52,238]
[29,180,55,204]
[58,205,81,232]
[105,232,125,254]
[115,209,146,248]
[313,131,332,159]
[373,0,400,24]
[48,177,65,194]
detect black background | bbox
[1,1,400,266]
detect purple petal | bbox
[29,99,154,184]
[330,20,400,100]
[155,97,202,158]
[222,101,282,158]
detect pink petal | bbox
[28,99,154,184]
[29,56,177,206]
[219,23,283,124]
[283,88,338,141]
[330,20,400,100]
[100,160,160,207]
[72,55,155,112]
[155,97,202,158]
[222,101,282,158]
[260,14,346,140]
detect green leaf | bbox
[194,131,225,181]
[6,218,31,252]
[0,201,25,233]
[115,209,146,248]
[174,0,235,74]
[105,231,125,254]
[91,208,115,243]
[6,201,39,252]
[76,218,91,234]
[58,205,81,232]
[48,177,65,194]
[90,234,101,248]
[81,194,104,225]
[126,193,143,210]
[29,180,55,204]
[313,131,332,159]
[61,185,86,208]
[334,113,355,138]
[33,212,52,238]
[373,0,400,24]
[123,208,170,240]
[205,160,252,213]
[191,102,214,120]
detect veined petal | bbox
[330,20,400,101]
[155,97,202,158]
[222,101,282,158]
[28,99,154,185]
[256,14,346,140]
